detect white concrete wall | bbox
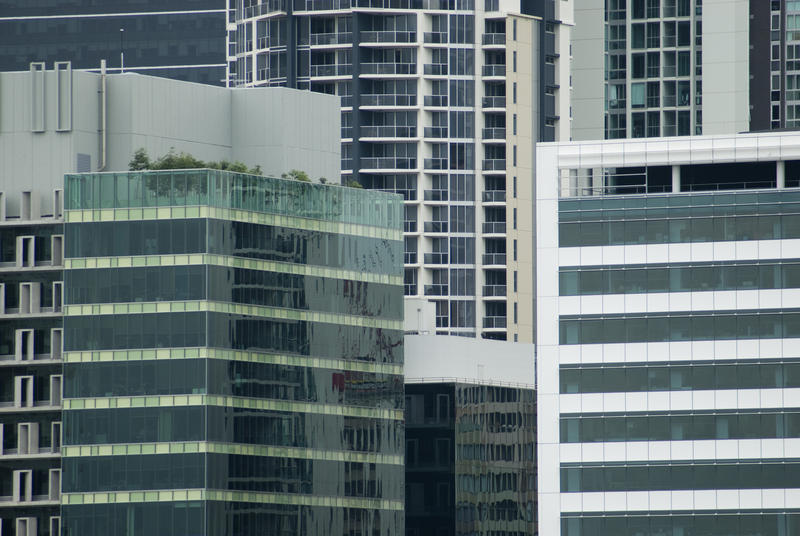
[702,0,750,135]
[404,335,535,387]
[569,0,605,141]
[0,67,341,217]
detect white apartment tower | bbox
[229,0,573,341]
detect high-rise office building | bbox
[1,65,400,536]
[571,0,764,140]
[0,1,228,85]
[229,0,573,341]
[536,132,800,535]
[404,335,536,536]
[60,168,405,535]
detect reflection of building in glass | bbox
[229,0,573,340]
[61,169,405,535]
[404,335,535,535]
[0,1,227,85]
[537,133,800,536]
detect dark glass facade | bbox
[61,170,405,535]
[0,0,226,85]
[405,382,536,536]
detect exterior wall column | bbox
[672,165,681,193]
[777,160,786,189]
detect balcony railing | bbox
[482,127,506,140]
[424,95,448,107]
[423,221,448,233]
[404,252,418,264]
[483,284,507,297]
[482,65,506,77]
[424,252,448,264]
[483,316,507,328]
[360,126,417,138]
[309,32,353,45]
[424,158,448,170]
[482,222,506,234]
[482,253,506,265]
[404,220,417,232]
[424,189,448,201]
[361,63,416,75]
[482,96,506,108]
[424,126,448,139]
[482,159,506,171]
[360,94,417,106]
[423,64,448,76]
[360,30,416,43]
[360,157,416,169]
[482,190,506,203]
[310,64,352,77]
[424,32,447,43]
[424,284,449,296]
[482,33,506,45]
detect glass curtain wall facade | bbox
[229,0,569,340]
[405,381,536,536]
[0,0,227,85]
[59,169,405,535]
[536,134,800,536]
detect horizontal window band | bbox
[62,488,403,511]
[65,254,401,286]
[560,409,800,443]
[62,441,403,465]
[562,508,800,517]
[560,259,800,296]
[63,300,402,330]
[560,358,800,394]
[65,206,401,241]
[63,347,402,376]
[63,394,403,421]
[561,407,800,419]
[560,308,800,345]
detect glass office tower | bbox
[59,169,405,535]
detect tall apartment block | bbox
[60,169,405,535]
[0,1,228,85]
[571,0,755,140]
[404,335,536,536]
[229,0,573,341]
[0,191,65,536]
[536,133,800,535]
